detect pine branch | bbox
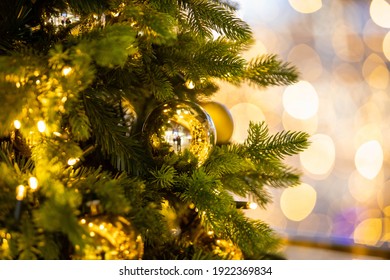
[16,214,41,260]
[245,121,310,161]
[244,54,299,87]
[222,211,280,259]
[178,169,279,258]
[82,90,146,174]
[123,3,177,45]
[33,196,87,251]
[150,164,177,190]
[66,0,110,15]
[71,167,132,215]
[192,37,246,82]
[179,0,252,42]
[144,64,175,101]
[204,145,254,178]
[66,98,92,141]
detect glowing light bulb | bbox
[62,66,72,76]
[37,120,46,133]
[248,202,258,210]
[28,177,38,191]
[67,157,80,166]
[13,120,21,129]
[16,185,26,201]
[186,80,195,89]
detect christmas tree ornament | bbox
[142,100,216,166]
[76,215,144,260]
[199,101,234,145]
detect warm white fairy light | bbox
[67,157,80,166]
[28,177,39,191]
[13,120,21,129]
[37,120,46,133]
[248,202,258,210]
[185,80,195,89]
[62,66,72,76]
[16,185,26,201]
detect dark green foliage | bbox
[0,0,308,260]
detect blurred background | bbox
[214,0,390,259]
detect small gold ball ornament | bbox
[76,215,144,260]
[142,100,216,166]
[199,101,234,145]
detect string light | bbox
[62,66,72,76]
[248,202,258,210]
[13,120,21,129]
[28,177,39,191]
[37,120,46,133]
[235,201,258,209]
[185,80,195,89]
[67,157,80,166]
[16,185,26,201]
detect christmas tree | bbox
[0,0,309,260]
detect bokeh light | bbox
[383,31,390,62]
[282,81,319,120]
[235,0,390,255]
[354,218,382,246]
[288,0,322,14]
[363,19,386,53]
[280,183,317,222]
[370,0,390,28]
[282,111,318,135]
[332,23,365,62]
[354,140,383,180]
[230,103,265,143]
[362,54,389,90]
[299,134,335,179]
[287,44,323,82]
[348,171,378,204]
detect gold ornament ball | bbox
[142,100,216,166]
[76,215,144,260]
[200,101,234,145]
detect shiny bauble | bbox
[76,215,144,260]
[142,100,216,166]
[199,101,234,145]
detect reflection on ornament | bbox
[142,100,216,166]
[76,215,144,260]
[200,101,234,145]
